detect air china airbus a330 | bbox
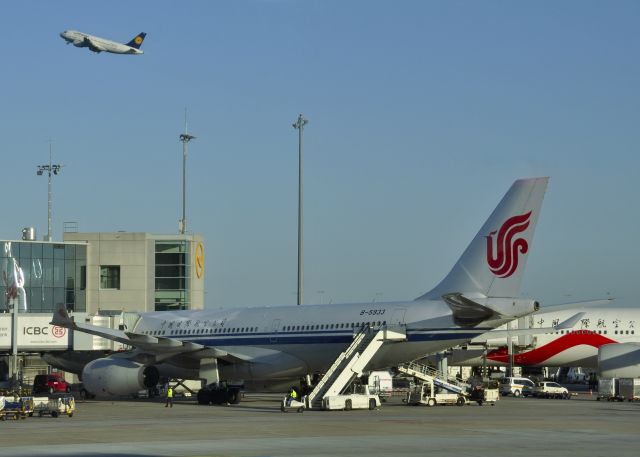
[60,30,146,55]
[52,178,549,400]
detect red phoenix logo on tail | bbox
[486,211,531,278]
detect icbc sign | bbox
[23,325,67,338]
[52,326,66,338]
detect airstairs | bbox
[397,361,469,395]
[305,326,406,409]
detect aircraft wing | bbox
[50,305,248,364]
[471,312,586,343]
[84,37,107,53]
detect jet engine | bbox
[598,343,640,378]
[81,357,159,396]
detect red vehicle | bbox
[32,374,70,395]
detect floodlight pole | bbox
[292,114,308,306]
[36,142,62,242]
[179,114,195,234]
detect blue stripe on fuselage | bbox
[160,328,484,346]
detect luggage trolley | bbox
[0,396,33,421]
[31,396,76,418]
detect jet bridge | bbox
[304,326,406,410]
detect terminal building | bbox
[0,230,205,385]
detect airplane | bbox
[449,300,639,370]
[51,177,549,401]
[60,30,146,55]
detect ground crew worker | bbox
[165,386,173,408]
[287,386,298,406]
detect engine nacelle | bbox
[598,343,640,378]
[82,357,160,396]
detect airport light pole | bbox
[179,119,196,235]
[36,142,62,242]
[292,114,308,306]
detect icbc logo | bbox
[23,326,67,338]
[52,326,67,338]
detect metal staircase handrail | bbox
[400,361,468,390]
[306,326,374,405]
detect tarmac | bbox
[0,391,638,457]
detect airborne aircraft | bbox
[52,178,549,401]
[60,30,146,55]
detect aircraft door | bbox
[270,319,282,343]
[390,308,406,327]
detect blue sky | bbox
[1,1,638,308]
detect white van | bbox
[499,377,535,397]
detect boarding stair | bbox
[305,326,406,409]
[397,361,469,395]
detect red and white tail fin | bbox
[418,177,549,300]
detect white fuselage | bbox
[475,306,639,368]
[60,30,143,54]
[131,299,511,383]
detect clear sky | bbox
[1,1,638,309]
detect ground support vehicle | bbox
[31,396,75,418]
[196,384,241,405]
[280,396,305,413]
[367,371,394,402]
[618,378,640,402]
[469,384,499,405]
[32,374,71,395]
[0,396,33,420]
[597,378,624,402]
[320,384,381,411]
[406,383,468,407]
[533,382,570,399]
[499,377,535,397]
[322,392,380,410]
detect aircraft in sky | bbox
[52,178,549,401]
[451,300,639,370]
[59,30,146,54]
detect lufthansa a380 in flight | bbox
[52,178,550,401]
[60,30,146,54]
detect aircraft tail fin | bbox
[417,177,549,301]
[126,32,146,49]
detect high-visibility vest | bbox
[290,389,297,399]
[168,388,173,398]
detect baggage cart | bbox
[597,378,624,401]
[0,396,32,421]
[32,396,76,418]
[618,378,640,402]
[280,396,305,413]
